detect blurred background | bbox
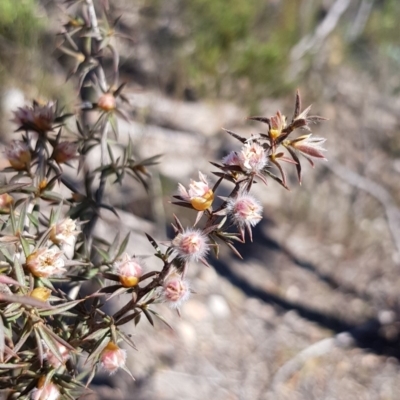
[2,0,400,399]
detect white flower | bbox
[26,248,65,278]
[50,218,78,247]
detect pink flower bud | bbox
[162,270,190,308]
[172,228,209,262]
[227,193,263,228]
[53,141,78,164]
[269,110,287,139]
[5,140,31,170]
[98,93,116,111]
[100,342,127,374]
[178,171,214,211]
[113,253,143,287]
[26,248,65,278]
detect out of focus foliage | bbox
[2,0,400,99]
[141,0,400,100]
[0,0,42,46]
[0,0,43,83]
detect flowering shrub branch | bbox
[0,1,327,399]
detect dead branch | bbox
[326,159,400,260]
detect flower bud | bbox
[97,93,116,111]
[44,342,70,369]
[113,253,143,287]
[30,287,51,302]
[50,218,78,247]
[100,342,126,374]
[5,140,31,170]
[30,378,60,400]
[172,228,209,262]
[13,101,57,133]
[26,248,65,278]
[178,172,214,211]
[162,271,190,308]
[0,193,13,212]
[53,141,78,164]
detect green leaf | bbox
[35,226,53,250]
[9,204,16,234]
[13,320,33,353]
[40,191,65,202]
[12,257,25,286]
[34,326,44,367]
[141,307,154,326]
[0,316,4,363]
[98,203,119,218]
[37,325,64,365]
[117,330,137,350]
[40,324,75,351]
[145,233,160,252]
[0,183,29,195]
[94,246,110,262]
[109,232,120,260]
[82,327,110,343]
[109,113,119,140]
[148,309,173,330]
[19,235,31,258]
[27,213,39,228]
[85,333,110,366]
[116,232,130,258]
[17,202,28,233]
[0,363,29,369]
[138,154,163,166]
[39,299,82,317]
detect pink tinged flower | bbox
[26,248,66,278]
[288,134,327,160]
[162,271,190,308]
[53,141,78,164]
[227,193,263,228]
[50,218,78,247]
[30,381,60,400]
[172,228,209,262]
[113,253,143,287]
[5,140,31,170]
[100,342,127,374]
[227,193,263,241]
[222,151,241,166]
[238,142,268,174]
[44,342,70,369]
[178,171,214,211]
